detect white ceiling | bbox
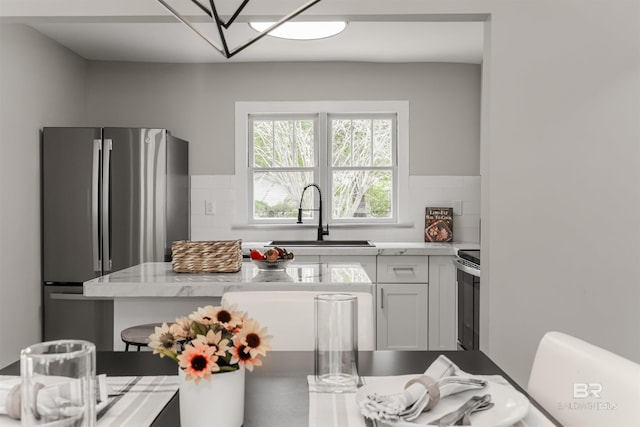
[1,1,485,64]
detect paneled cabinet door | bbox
[428,256,457,350]
[376,283,428,350]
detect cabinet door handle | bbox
[380,287,384,309]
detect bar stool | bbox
[121,323,163,351]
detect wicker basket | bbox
[171,240,242,273]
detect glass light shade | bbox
[249,21,347,40]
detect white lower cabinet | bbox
[376,283,428,350]
[376,255,429,350]
[428,256,457,350]
[284,251,454,351]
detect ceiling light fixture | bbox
[249,21,347,40]
[156,0,326,59]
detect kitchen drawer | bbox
[377,255,428,283]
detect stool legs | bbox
[121,322,164,352]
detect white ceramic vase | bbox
[178,367,245,427]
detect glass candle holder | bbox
[20,339,96,426]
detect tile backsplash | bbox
[190,175,480,243]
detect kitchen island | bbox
[84,261,373,350]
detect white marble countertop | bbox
[242,241,479,256]
[84,262,373,298]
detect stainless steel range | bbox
[454,250,480,350]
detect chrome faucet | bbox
[297,184,329,241]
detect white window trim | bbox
[235,101,410,227]
[327,112,398,224]
[248,113,320,224]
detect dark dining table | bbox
[0,350,560,426]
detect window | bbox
[329,114,396,221]
[249,115,318,220]
[237,101,409,226]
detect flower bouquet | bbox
[148,303,271,382]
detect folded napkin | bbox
[357,355,488,423]
[310,374,554,427]
[0,374,107,421]
[1,375,178,427]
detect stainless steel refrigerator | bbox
[42,127,189,350]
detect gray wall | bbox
[0,24,86,368]
[85,61,481,176]
[480,0,640,385]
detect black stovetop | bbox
[457,250,480,265]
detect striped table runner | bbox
[0,375,178,427]
[98,375,179,426]
[308,375,557,427]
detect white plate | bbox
[357,377,530,427]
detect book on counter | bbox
[424,207,453,242]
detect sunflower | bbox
[230,343,263,372]
[150,304,269,382]
[170,316,192,340]
[148,323,178,358]
[234,319,272,359]
[212,302,244,332]
[178,342,219,382]
[188,305,218,326]
[194,329,231,357]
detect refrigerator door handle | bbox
[49,292,113,301]
[102,139,112,273]
[92,139,102,274]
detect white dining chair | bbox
[221,291,375,351]
[527,331,640,427]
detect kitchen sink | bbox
[267,240,375,247]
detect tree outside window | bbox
[249,113,396,223]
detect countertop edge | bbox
[84,262,374,298]
[242,241,479,256]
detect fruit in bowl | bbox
[249,247,294,270]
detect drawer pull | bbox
[392,266,416,272]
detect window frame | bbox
[327,112,398,224]
[235,101,410,227]
[248,114,320,223]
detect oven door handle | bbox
[453,258,481,278]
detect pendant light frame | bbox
[156,0,324,58]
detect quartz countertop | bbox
[84,262,373,298]
[242,241,479,256]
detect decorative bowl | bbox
[251,257,294,271]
